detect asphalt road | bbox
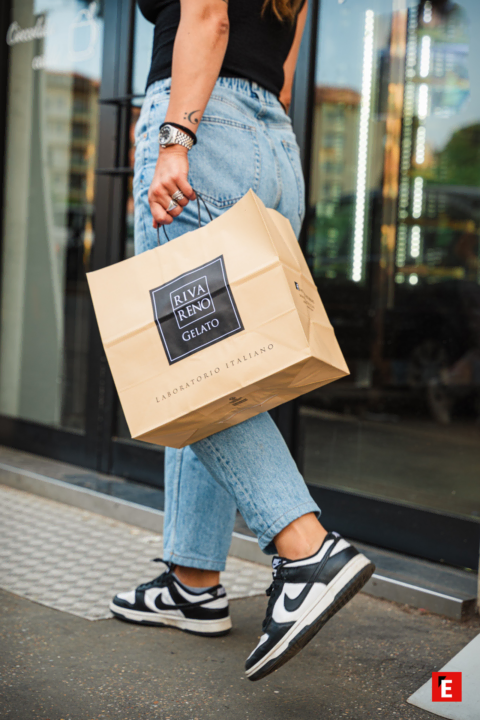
[1,588,479,720]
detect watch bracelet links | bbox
[159,122,197,149]
[159,129,194,150]
[161,122,197,144]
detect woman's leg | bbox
[133,89,239,583]
[164,442,326,586]
[163,445,237,577]
[190,412,322,555]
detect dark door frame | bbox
[0,0,478,570]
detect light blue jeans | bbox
[133,77,321,571]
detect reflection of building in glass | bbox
[69,74,99,213]
[0,61,100,428]
[309,2,477,290]
[310,86,360,218]
[308,86,360,279]
[306,0,479,428]
[45,72,99,261]
[0,0,104,436]
[44,72,100,429]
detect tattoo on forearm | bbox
[184,109,201,125]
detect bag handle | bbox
[156,190,213,246]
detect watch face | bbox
[159,125,173,145]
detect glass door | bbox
[0,0,147,471]
[300,0,480,567]
[0,0,105,465]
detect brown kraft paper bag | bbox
[86,190,349,448]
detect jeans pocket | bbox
[188,117,260,209]
[281,139,305,222]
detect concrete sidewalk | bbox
[1,485,479,719]
[2,586,479,719]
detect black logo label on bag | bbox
[150,256,244,364]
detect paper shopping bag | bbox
[87,190,349,448]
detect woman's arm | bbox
[148,0,230,227]
[279,1,308,114]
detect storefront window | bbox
[303,0,480,519]
[0,0,104,430]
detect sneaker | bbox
[110,561,232,636]
[245,532,375,681]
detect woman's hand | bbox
[148,145,196,227]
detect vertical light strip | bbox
[410,224,421,257]
[423,0,432,23]
[412,177,424,218]
[396,225,407,267]
[417,83,429,119]
[397,6,418,267]
[415,125,426,164]
[419,35,431,78]
[352,9,375,283]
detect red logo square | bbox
[432,672,462,702]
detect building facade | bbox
[0,0,479,571]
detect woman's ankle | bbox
[173,565,220,588]
[274,513,328,561]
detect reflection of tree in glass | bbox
[437,124,480,187]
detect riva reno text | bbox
[171,282,219,341]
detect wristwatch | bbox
[158,124,194,151]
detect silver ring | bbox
[167,199,178,212]
[172,190,185,202]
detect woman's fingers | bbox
[148,183,174,226]
[166,201,184,218]
[149,183,192,224]
[148,146,194,225]
[172,191,189,208]
[149,193,184,225]
[176,175,196,201]
[150,200,173,227]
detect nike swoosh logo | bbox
[154,596,182,611]
[284,584,313,613]
[151,588,213,612]
[143,588,182,613]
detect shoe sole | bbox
[245,553,375,681]
[109,603,232,637]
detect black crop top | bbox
[137,0,304,97]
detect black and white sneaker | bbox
[110,561,232,636]
[245,532,375,681]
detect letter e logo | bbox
[432,672,462,702]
